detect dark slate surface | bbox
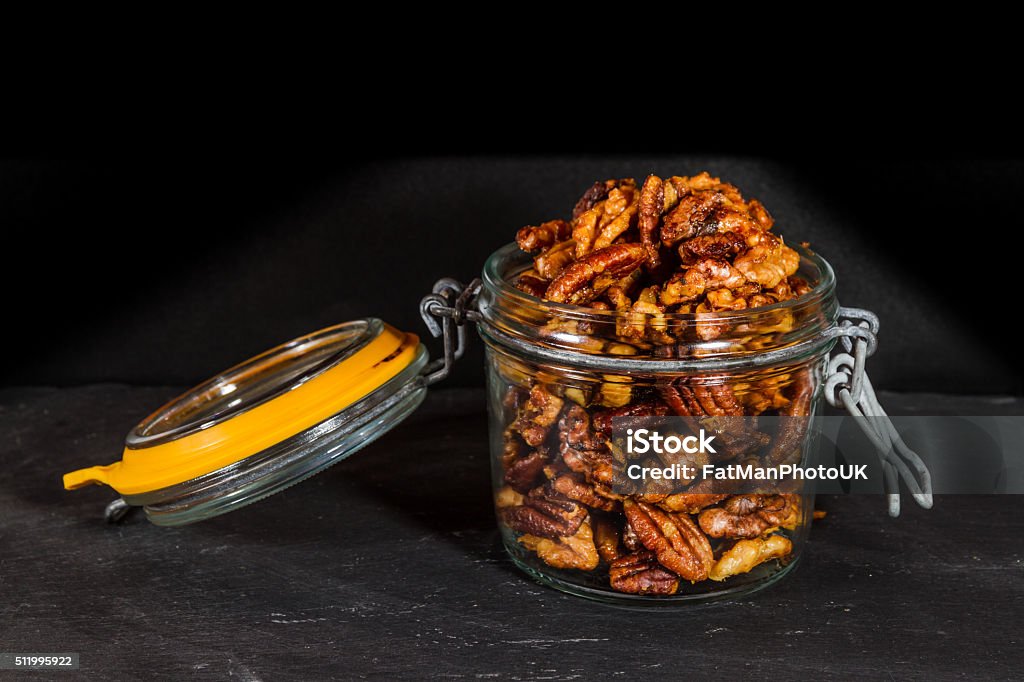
[1,386,1022,681]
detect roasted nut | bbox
[518,172,807,332]
[548,472,618,512]
[561,445,617,488]
[593,190,639,251]
[572,205,602,259]
[733,232,800,288]
[660,191,725,246]
[558,404,604,450]
[513,384,564,447]
[513,272,549,298]
[638,175,665,268]
[520,521,600,571]
[709,534,792,581]
[656,493,729,514]
[659,384,772,461]
[534,239,577,279]
[660,259,747,306]
[516,219,572,253]
[501,486,588,540]
[789,276,812,296]
[659,384,700,417]
[765,369,814,466]
[591,400,671,436]
[592,514,624,562]
[503,386,528,412]
[778,494,802,530]
[610,550,680,595]
[545,244,645,304]
[747,198,774,229]
[504,448,549,493]
[623,500,714,582]
[572,179,617,219]
[563,387,589,406]
[698,494,797,539]
[622,519,642,551]
[495,485,525,509]
[694,384,745,417]
[501,428,524,469]
[595,376,631,408]
[679,231,746,263]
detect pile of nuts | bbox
[514,173,809,318]
[495,173,816,594]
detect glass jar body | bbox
[477,243,837,604]
[483,341,826,604]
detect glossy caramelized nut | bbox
[519,521,600,571]
[623,500,714,582]
[709,535,792,581]
[610,550,680,595]
[698,494,798,539]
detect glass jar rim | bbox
[478,242,839,372]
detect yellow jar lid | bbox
[63,319,425,510]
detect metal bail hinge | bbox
[419,278,482,386]
[825,306,933,517]
[104,497,136,523]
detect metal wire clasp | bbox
[825,306,933,517]
[419,278,482,386]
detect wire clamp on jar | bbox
[419,278,482,386]
[825,307,933,517]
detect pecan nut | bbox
[545,243,645,304]
[513,384,564,447]
[501,487,588,540]
[698,494,798,539]
[548,472,618,512]
[504,447,549,493]
[656,493,729,514]
[709,534,792,581]
[516,219,571,253]
[659,191,725,246]
[622,517,642,552]
[494,485,524,509]
[733,232,800,288]
[513,273,549,298]
[765,369,813,467]
[660,259,746,306]
[591,400,671,436]
[623,500,714,582]
[609,550,680,595]
[534,239,577,280]
[558,405,617,487]
[558,403,604,449]
[519,520,600,571]
[572,179,616,219]
[679,231,746,263]
[592,514,623,563]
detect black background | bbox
[3,157,1021,394]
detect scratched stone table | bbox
[1,386,1021,680]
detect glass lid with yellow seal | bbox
[61,298,473,526]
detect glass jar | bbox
[476,242,838,604]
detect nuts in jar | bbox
[479,173,838,602]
